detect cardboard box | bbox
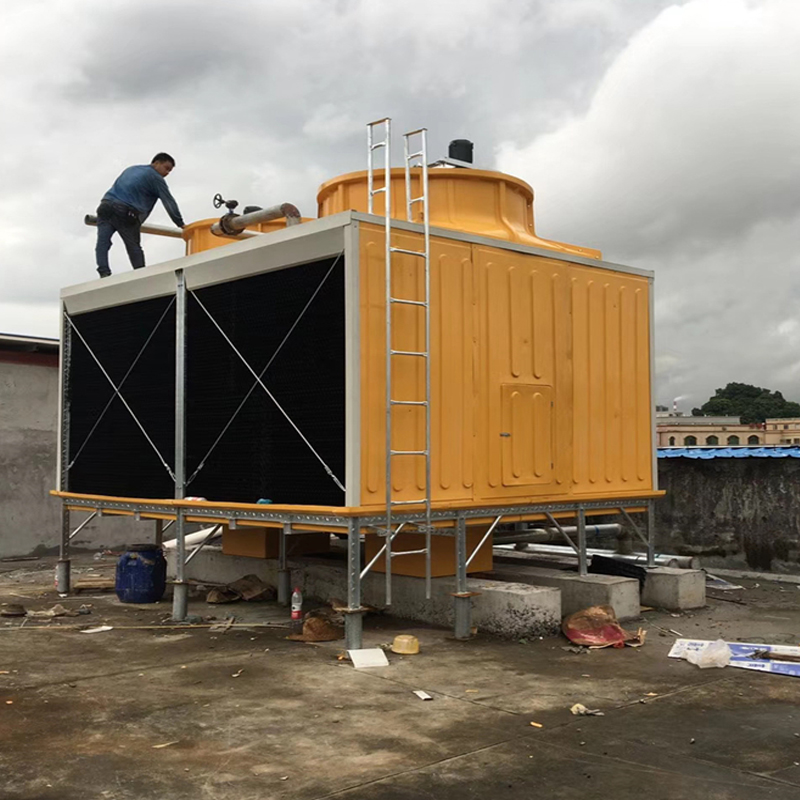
[363,527,492,578]
[222,528,331,559]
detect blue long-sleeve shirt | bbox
[102,164,185,227]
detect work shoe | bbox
[97,269,111,279]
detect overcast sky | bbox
[1,0,798,409]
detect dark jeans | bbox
[95,201,145,275]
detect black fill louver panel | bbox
[67,296,176,498]
[185,256,345,506]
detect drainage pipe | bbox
[211,203,302,237]
[495,524,622,545]
[495,543,698,569]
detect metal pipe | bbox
[345,517,363,651]
[453,515,471,640]
[84,214,184,239]
[172,269,188,622]
[498,543,698,569]
[210,203,301,237]
[501,523,622,544]
[278,522,291,606]
[67,510,99,541]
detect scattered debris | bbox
[80,625,114,634]
[74,577,115,593]
[209,617,236,633]
[570,703,605,716]
[26,604,89,619]
[0,604,26,618]
[561,645,587,655]
[5,700,13,705]
[562,605,646,649]
[348,648,390,669]
[228,574,276,602]
[706,593,746,605]
[529,721,543,728]
[206,586,242,604]
[465,689,479,694]
[413,690,433,701]
[152,741,179,749]
[669,639,800,677]
[391,634,420,655]
[287,608,344,642]
[705,573,744,591]
[231,669,244,678]
[0,556,40,563]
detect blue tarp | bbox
[659,447,800,459]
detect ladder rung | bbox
[391,549,427,557]
[370,142,387,150]
[390,298,426,306]
[409,196,425,204]
[407,151,424,159]
[391,499,428,506]
[405,128,426,136]
[390,247,426,257]
[391,450,427,456]
[370,187,386,195]
[368,117,391,126]
[390,400,428,406]
[391,349,427,357]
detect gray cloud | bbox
[16,0,785,414]
[499,0,800,408]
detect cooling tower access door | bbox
[476,246,573,501]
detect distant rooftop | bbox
[0,333,58,354]
[659,446,800,459]
[656,416,742,426]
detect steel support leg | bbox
[278,522,291,606]
[155,518,163,548]
[453,515,471,640]
[647,499,656,568]
[345,517,364,651]
[171,511,188,620]
[56,506,70,595]
[577,506,588,576]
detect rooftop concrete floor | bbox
[1,556,800,799]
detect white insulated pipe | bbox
[84,214,184,239]
[495,524,622,544]
[210,203,301,237]
[496,543,698,569]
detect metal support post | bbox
[453,515,471,640]
[57,303,72,595]
[577,506,588,576]
[647,499,656,568]
[172,269,188,621]
[345,517,364,651]
[56,506,71,594]
[278,522,291,606]
[155,519,163,548]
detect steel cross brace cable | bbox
[188,290,346,494]
[186,251,344,487]
[65,313,176,481]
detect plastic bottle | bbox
[291,587,303,621]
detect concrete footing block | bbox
[166,547,561,638]
[641,567,705,610]
[479,563,641,620]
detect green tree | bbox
[692,382,800,424]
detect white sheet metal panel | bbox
[61,213,354,315]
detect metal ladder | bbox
[366,118,433,601]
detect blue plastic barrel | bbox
[115,544,167,604]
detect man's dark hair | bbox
[151,152,176,166]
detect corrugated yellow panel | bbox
[360,224,474,508]
[359,226,653,510]
[570,266,652,493]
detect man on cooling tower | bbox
[94,153,185,278]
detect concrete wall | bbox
[656,457,800,571]
[0,360,139,557]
